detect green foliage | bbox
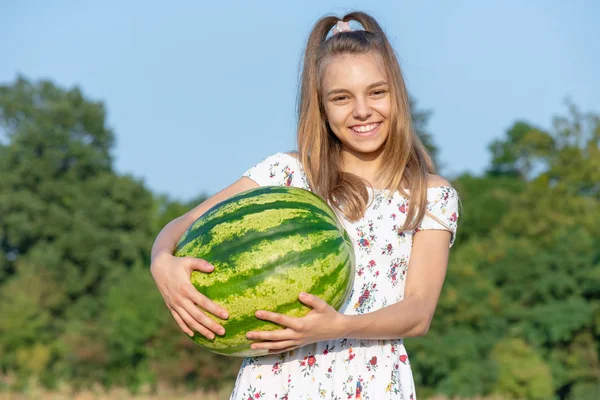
[1,76,598,399]
[411,100,600,399]
[0,77,236,391]
[491,338,554,400]
[410,97,439,163]
[152,193,208,238]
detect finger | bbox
[184,284,229,320]
[184,257,215,274]
[299,292,329,311]
[246,328,296,342]
[255,310,302,331]
[251,340,297,351]
[182,298,226,335]
[169,307,194,337]
[176,306,215,340]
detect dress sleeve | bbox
[416,186,460,248]
[242,152,309,189]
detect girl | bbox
[151,11,459,399]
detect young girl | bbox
[151,11,459,399]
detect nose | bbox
[352,98,372,120]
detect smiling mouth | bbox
[349,122,382,134]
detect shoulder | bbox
[426,173,452,189]
[283,151,300,160]
[424,174,459,205]
[242,151,309,190]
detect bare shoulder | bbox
[426,173,452,188]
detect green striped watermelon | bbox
[173,186,355,357]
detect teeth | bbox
[351,123,379,133]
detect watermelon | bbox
[173,186,355,357]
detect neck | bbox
[340,147,386,187]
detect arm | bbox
[246,228,451,352]
[247,176,458,352]
[150,176,258,339]
[341,228,451,338]
[151,176,258,262]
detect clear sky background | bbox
[1,1,598,201]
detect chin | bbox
[354,136,388,152]
[348,143,386,156]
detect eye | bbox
[371,89,386,96]
[333,96,348,102]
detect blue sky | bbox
[1,1,598,201]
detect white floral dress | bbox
[230,153,459,400]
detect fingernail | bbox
[299,292,307,298]
[220,312,229,319]
[218,329,225,335]
[255,311,263,318]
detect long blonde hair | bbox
[297,11,436,231]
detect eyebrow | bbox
[326,80,389,97]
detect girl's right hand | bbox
[150,252,229,339]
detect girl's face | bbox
[321,52,391,160]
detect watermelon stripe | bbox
[197,187,337,227]
[193,298,312,356]
[180,215,337,265]
[189,230,343,288]
[207,253,352,343]
[192,257,354,357]
[200,189,334,226]
[215,186,317,209]
[204,187,339,234]
[175,186,355,357]
[208,241,348,309]
[197,236,345,293]
[224,186,338,221]
[200,219,338,266]
[206,243,346,316]
[303,252,353,309]
[176,200,336,251]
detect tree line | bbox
[0,77,598,399]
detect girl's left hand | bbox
[246,292,348,354]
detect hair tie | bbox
[333,20,352,35]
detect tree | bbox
[414,102,600,399]
[0,76,156,387]
[410,97,439,165]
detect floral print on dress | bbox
[357,259,379,278]
[344,347,358,365]
[381,242,394,256]
[342,376,355,399]
[354,282,378,313]
[356,221,377,255]
[241,385,264,399]
[387,256,409,287]
[274,374,293,400]
[299,353,318,377]
[268,162,280,178]
[272,361,283,376]
[397,199,409,215]
[372,191,385,210]
[418,185,460,246]
[283,165,294,186]
[366,356,378,373]
[244,153,311,190]
[233,152,460,400]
